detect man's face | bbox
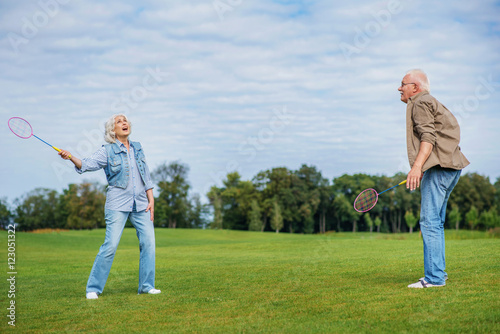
[398,74,418,104]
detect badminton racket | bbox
[8,117,71,158]
[353,180,407,213]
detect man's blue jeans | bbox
[86,209,156,295]
[420,166,461,285]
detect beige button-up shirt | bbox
[406,91,470,172]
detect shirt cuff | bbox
[420,133,436,146]
[75,159,89,174]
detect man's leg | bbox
[419,167,461,286]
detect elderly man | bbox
[399,69,469,288]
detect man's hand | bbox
[407,165,423,191]
[407,141,433,191]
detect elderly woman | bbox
[59,114,160,299]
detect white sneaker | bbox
[419,276,448,282]
[408,279,445,288]
[86,292,99,299]
[148,288,161,295]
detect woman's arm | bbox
[145,188,154,222]
[59,147,107,173]
[59,150,82,169]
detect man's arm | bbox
[407,141,433,191]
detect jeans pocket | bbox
[438,168,460,191]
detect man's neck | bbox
[408,91,427,103]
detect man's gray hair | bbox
[406,69,431,92]
[104,114,131,143]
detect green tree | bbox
[207,187,223,229]
[374,216,382,233]
[448,205,461,230]
[253,167,298,233]
[494,177,500,212]
[14,188,59,231]
[206,172,261,231]
[248,199,262,231]
[271,200,284,233]
[393,176,415,233]
[332,194,358,232]
[186,194,209,229]
[404,210,418,234]
[465,206,479,230]
[450,173,496,224]
[479,207,500,229]
[294,164,326,233]
[153,161,190,228]
[332,173,374,232]
[0,197,12,228]
[317,179,332,234]
[364,214,374,233]
[61,182,106,229]
[220,172,259,230]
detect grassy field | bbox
[1,229,499,333]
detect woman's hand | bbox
[58,150,82,169]
[146,202,154,222]
[58,150,72,160]
[146,189,154,222]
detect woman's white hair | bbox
[104,114,131,144]
[406,69,431,92]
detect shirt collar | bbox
[115,139,130,152]
[407,91,428,103]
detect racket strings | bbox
[354,189,378,212]
[9,118,32,138]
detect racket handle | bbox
[379,180,407,195]
[53,146,72,159]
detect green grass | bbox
[1,229,499,333]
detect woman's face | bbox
[114,116,130,139]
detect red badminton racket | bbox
[353,180,407,212]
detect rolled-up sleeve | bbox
[412,100,436,146]
[76,147,108,174]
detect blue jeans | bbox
[419,166,461,285]
[86,208,156,294]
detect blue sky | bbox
[1,0,499,204]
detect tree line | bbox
[1,161,499,233]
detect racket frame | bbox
[8,116,68,157]
[353,188,379,213]
[8,117,33,139]
[353,180,407,213]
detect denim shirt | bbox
[76,140,154,212]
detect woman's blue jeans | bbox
[420,166,461,285]
[86,209,156,295]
